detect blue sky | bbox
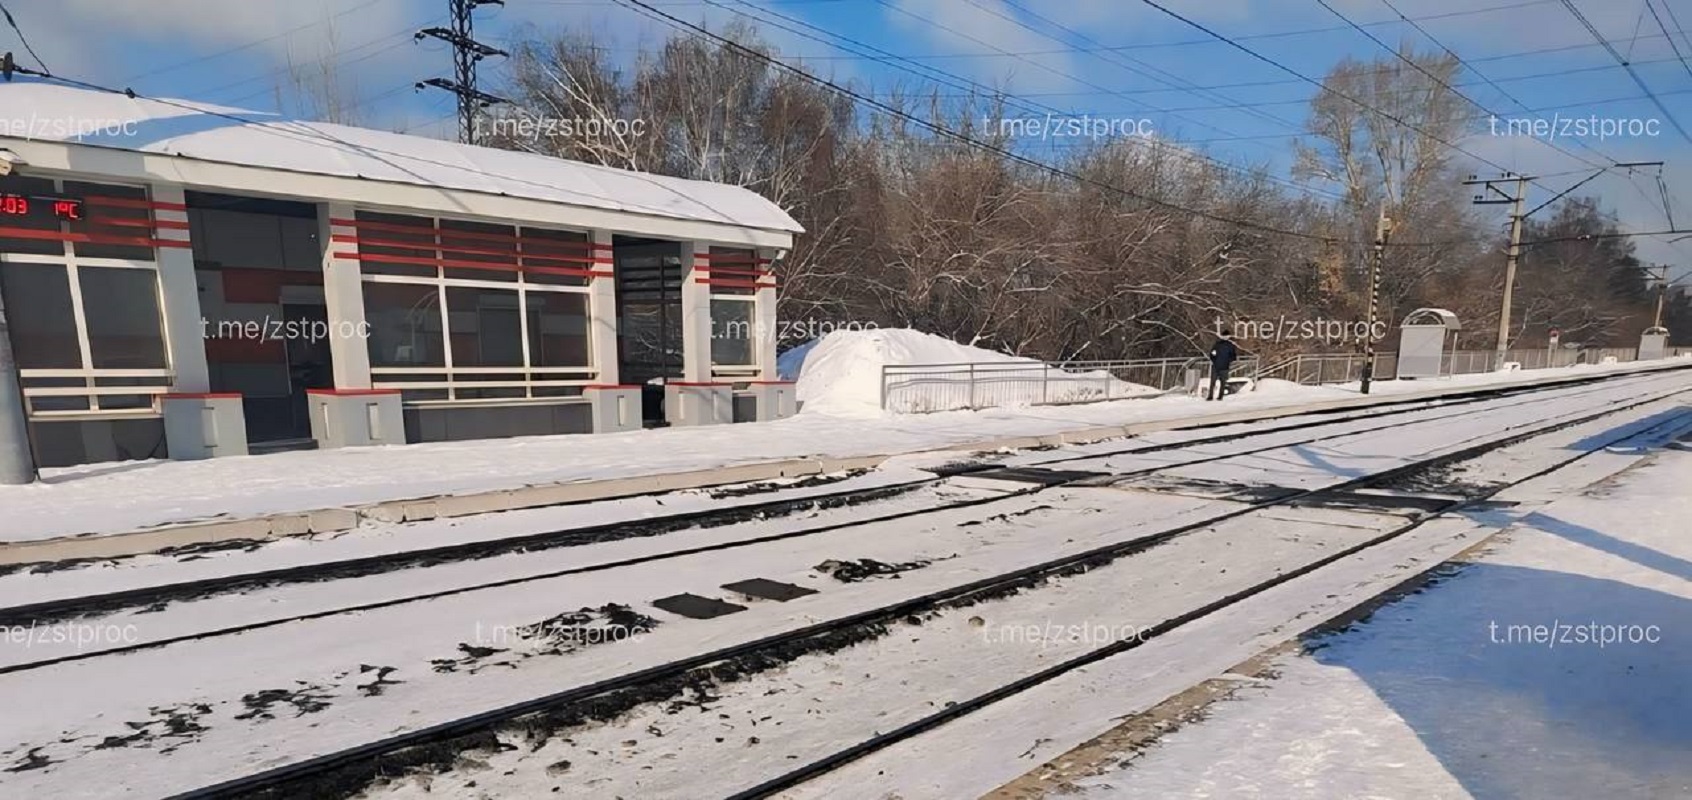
[5,0,1690,269]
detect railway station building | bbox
[0,82,801,467]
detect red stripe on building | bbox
[0,225,189,250]
[329,217,596,249]
[693,277,775,289]
[83,196,188,212]
[335,250,612,278]
[330,234,611,265]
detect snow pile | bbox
[1250,378,1301,394]
[776,339,819,382]
[786,328,1157,416]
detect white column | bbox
[588,229,620,385]
[318,203,373,389]
[149,184,209,392]
[680,241,714,382]
[755,247,779,381]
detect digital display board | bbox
[0,193,85,223]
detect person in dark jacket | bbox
[1208,331,1238,401]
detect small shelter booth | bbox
[1638,326,1669,361]
[0,81,802,468]
[1395,308,1460,379]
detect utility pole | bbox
[1464,172,1528,370]
[1464,162,1665,370]
[1647,264,1669,329]
[416,0,509,144]
[1361,206,1391,394]
[0,285,38,485]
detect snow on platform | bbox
[1063,447,1692,799]
[0,359,1682,544]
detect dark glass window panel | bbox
[446,286,525,368]
[527,291,590,368]
[362,281,445,367]
[0,263,81,368]
[711,298,756,366]
[78,266,168,369]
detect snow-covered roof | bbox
[0,81,802,235]
[1403,308,1461,330]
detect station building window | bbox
[350,211,596,402]
[705,246,765,373]
[0,176,171,416]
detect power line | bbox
[878,0,1307,142]
[1658,0,1692,56]
[121,0,395,84]
[1642,0,1692,79]
[613,0,1536,248]
[709,0,1342,203]
[7,12,1683,254]
[903,52,1688,101]
[632,0,1380,239]
[969,0,1309,136]
[416,0,510,144]
[1324,0,1680,241]
[625,0,1692,251]
[1130,0,1596,202]
[1557,0,1692,143]
[1374,0,1675,225]
[197,19,443,105]
[983,0,1321,163]
[0,1,48,73]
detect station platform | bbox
[1,359,1688,565]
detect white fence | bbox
[878,356,1259,413]
[879,346,1691,412]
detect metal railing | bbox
[879,345,1692,412]
[879,356,1258,413]
[1255,353,1397,386]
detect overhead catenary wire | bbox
[120,0,397,84]
[1375,0,1679,227]
[1641,0,1692,79]
[709,0,1346,204]
[1130,0,1592,203]
[637,0,1367,240]
[1557,0,1692,144]
[1330,0,1679,242]
[1657,0,1692,55]
[3,14,1684,253]
[903,50,1689,102]
[606,0,1691,251]
[0,0,48,73]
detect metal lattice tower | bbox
[416,0,508,144]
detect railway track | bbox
[149,370,1692,799]
[2,369,1679,676]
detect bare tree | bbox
[277,19,365,125]
[1294,47,1482,320]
